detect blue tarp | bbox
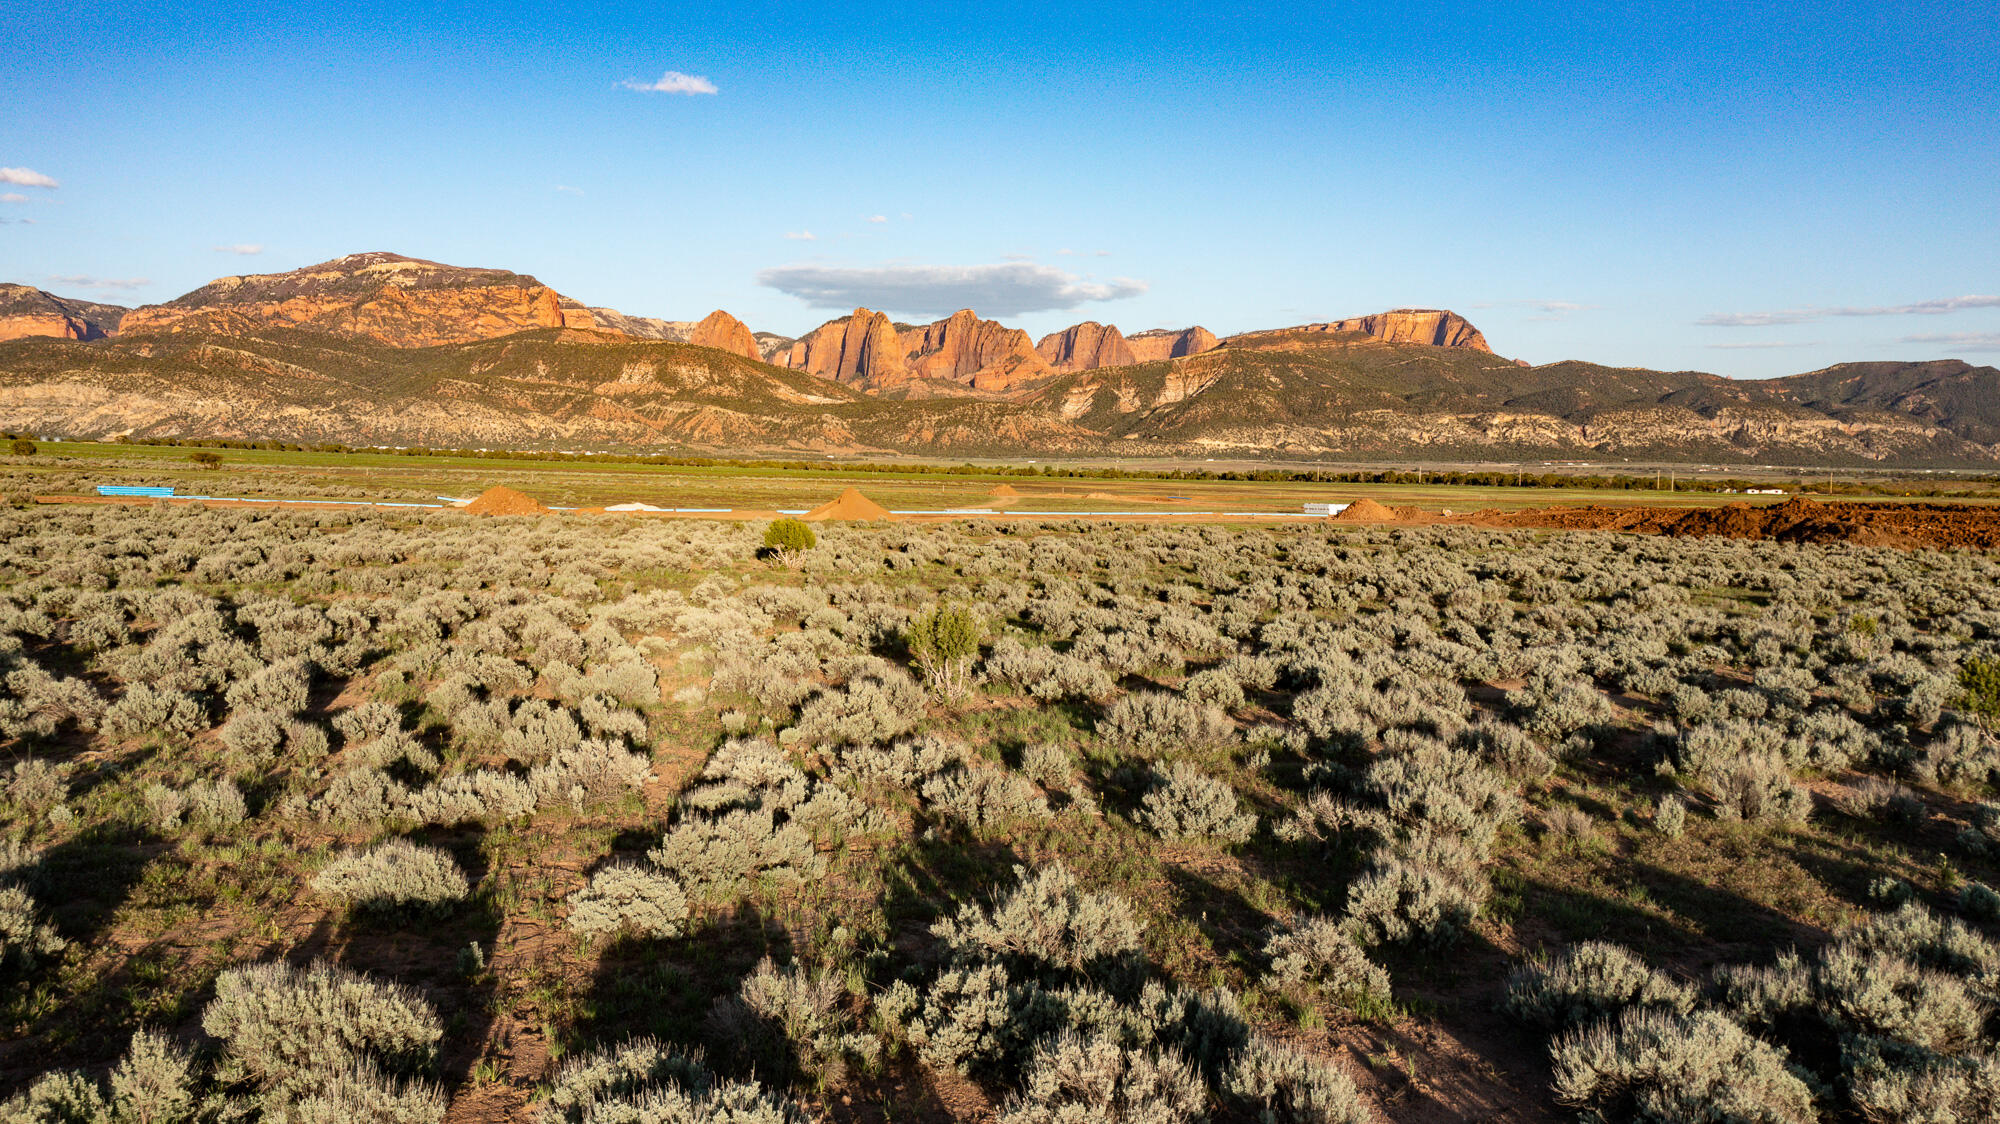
[96,485,175,497]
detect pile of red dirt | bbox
[802,487,897,522]
[988,484,1021,498]
[464,486,551,516]
[1331,498,1399,523]
[1466,496,2000,550]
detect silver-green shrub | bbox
[717,956,880,1085]
[933,864,1144,977]
[996,1031,1205,1124]
[566,863,689,940]
[201,961,441,1104]
[1549,1007,1816,1124]
[1263,916,1390,1004]
[1503,942,1696,1033]
[1137,762,1255,844]
[312,840,469,914]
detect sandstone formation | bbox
[1303,309,1491,352]
[1036,321,1137,372]
[1126,326,1220,363]
[0,285,127,342]
[777,308,1058,393]
[117,252,590,347]
[688,310,761,361]
[779,308,912,388]
[901,309,1052,389]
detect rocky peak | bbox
[1316,308,1491,352]
[901,309,1052,388]
[118,252,589,346]
[1126,326,1219,362]
[0,284,128,342]
[688,310,761,361]
[779,309,912,388]
[1036,321,1138,372]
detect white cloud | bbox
[1055,248,1076,256]
[214,243,263,255]
[1701,295,2000,327]
[0,193,25,204]
[756,261,1149,318]
[783,230,817,241]
[554,184,584,196]
[621,71,718,95]
[46,274,149,291]
[0,167,58,188]
[1901,332,2000,353]
[1705,340,1818,350]
[866,214,887,223]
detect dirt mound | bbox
[988,484,1021,498]
[464,486,551,516]
[1331,498,1399,523]
[1086,491,1123,501]
[802,486,897,522]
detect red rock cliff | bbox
[1126,326,1220,362]
[1036,321,1138,372]
[688,310,761,361]
[1317,309,1490,352]
[117,252,587,347]
[900,309,1051,388]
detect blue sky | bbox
[2,0,1995,376]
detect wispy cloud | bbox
[1471,299,1595,318]
[1901,331,2000,353]
[757,262,1149,318]
[1701,295,2000,327]
[866,214,887,223]
[621,71,718,95]
[783,230,817,241]
[214,243,263,255]
[554,184,584,196]
[47,274,149,291]
[1697,311,1817,327]
[1706,340,1819,350]
[0,193,26,204]
[0,167,58,188]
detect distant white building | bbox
[1304,502,1349,516]
[1745,488,1786,495]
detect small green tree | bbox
[1960,657,2000,726]
[9,438,34,456]
[906,604,981,701]
[189,450,222,469]
[763,518,816,560]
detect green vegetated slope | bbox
[3,504,2000,1124]
[2,326,1998,465]
[1770,360,2000,446]
[1031,334,1996,464]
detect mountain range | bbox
[1,252,1995,465]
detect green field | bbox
[12,441,1985,516]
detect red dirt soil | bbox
[463,486,552,515]
[1460,496,2000,550]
